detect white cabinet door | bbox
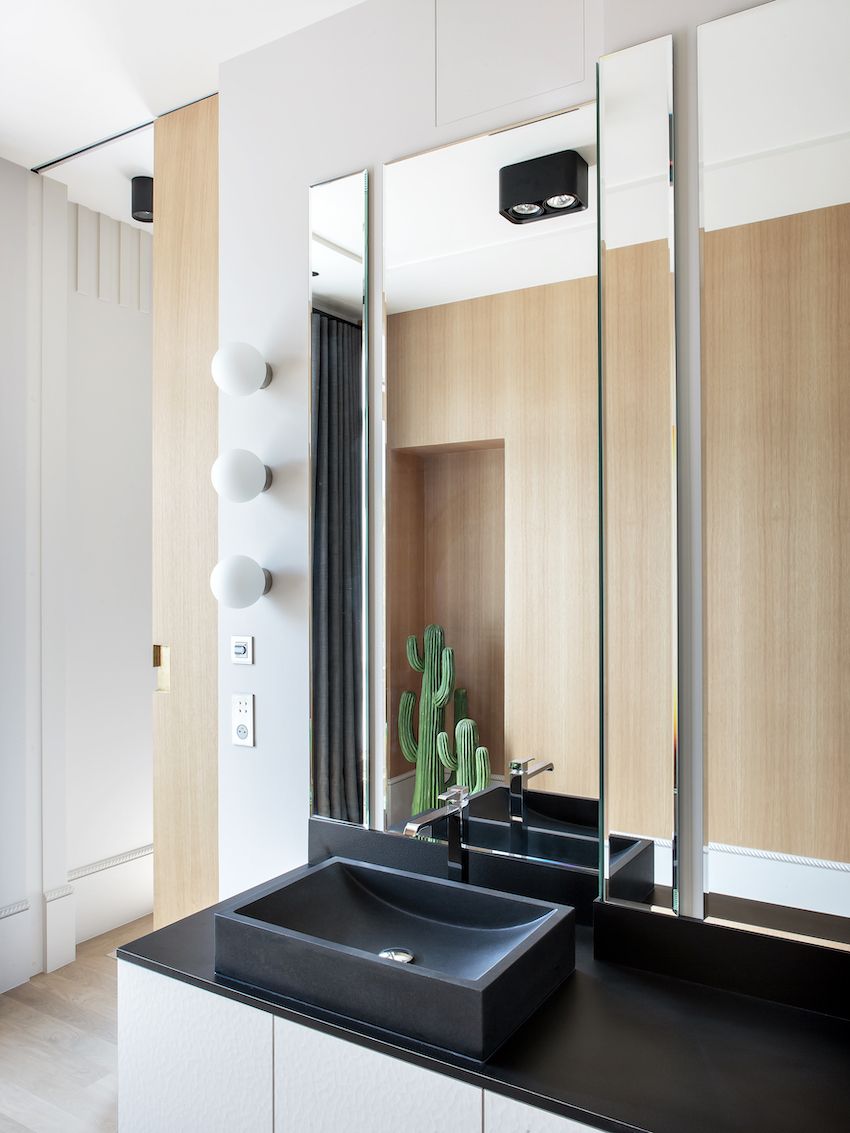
[485,1091,604,1133]
[274,1018,482,1133]
[118,960,273,1132]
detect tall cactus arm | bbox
[454,688,468,727]
[406,635,425,673]
[398,691,418,763]
[473,746,491,794]
[433,647,455,708]
[437,730,457,771]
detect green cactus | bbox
[398,624,455,814]
[438,717,491,795]
[436,688,468,780]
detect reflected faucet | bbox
[403,786,470,884]
[508,758,554,851]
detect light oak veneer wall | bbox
[602,238,677,842]
[387,278,599,800]
[152,96,219,927]
[703,201,850,863]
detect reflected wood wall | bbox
[387,278,599,800]
[703,202,850,862]
[602,238,677,842]
[388,445,505,780]
[152,96,219,926]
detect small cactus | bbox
[398,624,455,815]
[438,717,491,795]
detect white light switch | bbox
[232,694,254,747]
[231,636,253,665]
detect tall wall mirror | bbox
[699,0,850,946]
[382,108,602,871]
[307,44,679,903]
[598,36,678,913]
[309,170,369,826]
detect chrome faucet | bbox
[508,758,554,850]
[403,786,470,884]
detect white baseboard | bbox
[44,886,76,972]
[706,842,850,918]
[387,771,416,828]
[70,844,153,944]
[0,901,34,993]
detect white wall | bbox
[216,0,774,903]
[64,203,153,943]
[218,0,602,897]
[0,157,44,992]
[0,170,154,989]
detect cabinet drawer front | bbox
[274,1019,482,1133]
[118,962,273,1133]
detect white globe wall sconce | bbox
[211,449,273,502]
[211,342,273,396]
[210,555,272,608]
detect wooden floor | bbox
[0,916,153,1133]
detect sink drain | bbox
[378,947,414,964]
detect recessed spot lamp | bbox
[131,176,153,223]
[211,449,273,502]
[499,150,588,224]
[210,555,272,608]
[211,343,273,396]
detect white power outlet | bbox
[232,694,255,747]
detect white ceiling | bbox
[0,0,365,172]
[46,126,154,230]
[384,105,598,313]
[310,171,367,321]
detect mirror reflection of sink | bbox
[466,785,599,839]
[214,857,574,1061]
[407,785,654,905]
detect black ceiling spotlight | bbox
[131,175,154,223]
[499,149,588,224]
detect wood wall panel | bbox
[703,203,850,862]
[602,239,676,840]
[387,278,599,800]
[388,446,505,780]
[387,450,425,779]
[152,96,219,927]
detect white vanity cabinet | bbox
[118,961,605,1133]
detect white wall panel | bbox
[435,0,590,125]
[0,157,43,990]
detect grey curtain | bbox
[311,311,364,823]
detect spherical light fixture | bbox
[211,449,272,503]
[210,555,272,608]
[211,342,273,397]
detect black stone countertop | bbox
[118,894,850,1133]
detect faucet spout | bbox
[508,757,554,849]
[403,786,470,884]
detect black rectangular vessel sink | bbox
[214,857,574,1061]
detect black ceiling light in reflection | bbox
[131,176,154,223]
[499,150,588,224]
